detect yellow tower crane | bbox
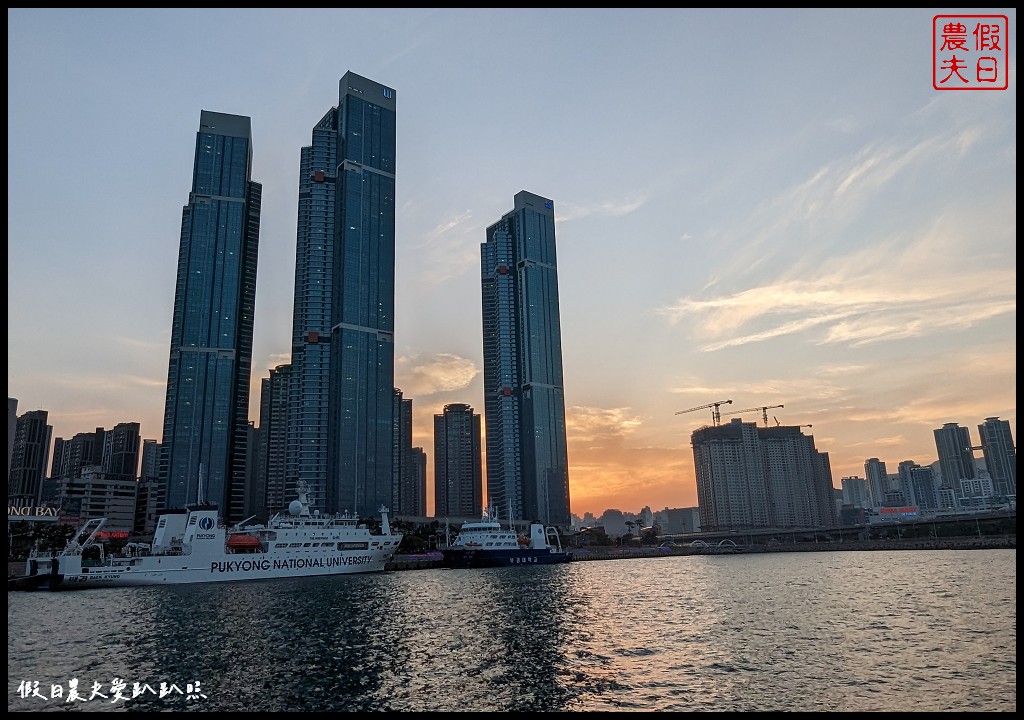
[675,400,733,426]
[721,404,785,427]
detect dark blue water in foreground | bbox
[8,549,1016,712]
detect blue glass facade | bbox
[288,73,396,518]
[161,111,261,521]
[481,191,571,527]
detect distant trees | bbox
[395,519,441,553]
[8,521,76,558]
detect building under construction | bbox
[691,418,838,532]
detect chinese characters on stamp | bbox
[934,15,1009,90]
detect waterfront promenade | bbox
[383,534,1015,571]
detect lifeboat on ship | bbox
[226,534,261,551]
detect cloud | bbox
[396,353,479,396]
[654,174,1015,352]
[417,210,475,248]
[565,406,642,442]
[409,210,482,285]
[556,197,647,223]
[657,270,1014,352]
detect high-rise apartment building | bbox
[257,364,292,515]
[393,389,417,516]
[8,409,52,508]
[52,423,140,482]
[896,460,939,510]
[8,398,17,479]
[977,417,1016,500]
[481,191,571,527]
[105,422,142,481]
[135,439,163,534]
[51,429,103,480]
[692,419,836,531]
[933,423,977,490]
[287,71,397,519]
[434,403,483,518]
[863,458,890,508]
[160,110,262,522]
[410,447,428,517]
[840,476,870,509]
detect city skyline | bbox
[8,9,1016,517]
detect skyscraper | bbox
[287,72,397,518]
[410,447,428,517]
[160,111,262,522]
[864,457,890,507]
[481,191,571,528]
[933,423,977,489]
[393,388,416,516]
[8,409,52,508]
[8,397,17,479]
[977,417,1016,500]
[434,403,483,518]
[257,364,291,515]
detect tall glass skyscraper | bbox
[161,111,261,522]
[287,72,396,518]
[481,191,571,527]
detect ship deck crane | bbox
[675,399,733,426]
[722,404,784,426]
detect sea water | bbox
[7,549,1016,711]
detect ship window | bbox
[289,543,302,547]
[303,543,311,547]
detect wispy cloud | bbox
[409,210,482,285]
[556,197,647,223]
[654,123,1015,352]
[657,268,1014,351]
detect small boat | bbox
[441,509,572,568]
[15,485,403,590]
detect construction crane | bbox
[722,404,784,426]
[772,416,813,430]
[675,399,733,426]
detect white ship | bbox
[441,509,572,569]
[18,487,403,590]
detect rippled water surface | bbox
[8,549,1016,711]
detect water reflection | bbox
[8,550,1016,712]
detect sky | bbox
[8,9,1017,519]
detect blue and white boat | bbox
[441,510,572,568]
[16,486,402,590]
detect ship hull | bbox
[24,550,395,590]
[441,548,573,569]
